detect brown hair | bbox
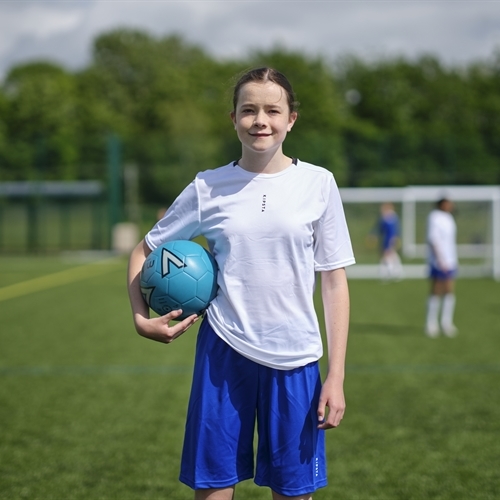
[232,67,299,114]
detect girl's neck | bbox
[238,149,293,174]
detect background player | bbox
[366,202,403,281]
[377,202,404,281]
[425,197,458,337]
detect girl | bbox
[425,197,458,338]
[127,67,355,500]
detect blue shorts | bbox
[179,318,327,496]
[429,265,457,280]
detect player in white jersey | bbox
[425,198,458,337]
[127,68,355,500]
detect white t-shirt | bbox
[427,209,457,270]
[145,160,355,369]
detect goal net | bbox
[340,185,500,280]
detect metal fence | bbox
[0,181,109,253]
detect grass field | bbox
[0,256,499,499]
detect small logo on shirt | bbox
[261,194,267,212]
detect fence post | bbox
[107,134,122,249]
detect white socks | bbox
[379,252,404,281]
[426,295,441,337]
[441,294,457,336]
[425,294,457,338]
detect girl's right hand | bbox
[134,310,199,344]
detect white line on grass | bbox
[0,365,192,376]
[1,364,499,377]
[0,258,123,303]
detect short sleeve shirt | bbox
[427,209,457,270]
[145,160,355,369]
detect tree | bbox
[0,90,8,179]
[466,51,500,184]
[334,54,500,186]
[2,62,78,180]
[1,30,499,197]
[80,29,240,203]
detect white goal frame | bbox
[339,185,500,281]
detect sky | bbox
[1,0,500,79]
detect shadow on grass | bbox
[349,322,422,336]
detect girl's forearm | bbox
[127,239,152,324]
[321,268,350,381]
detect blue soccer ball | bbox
[140,240,218,320]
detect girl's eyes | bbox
[240,108,280,115]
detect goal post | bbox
[339,185,500,281]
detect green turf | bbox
[0,256,499,499]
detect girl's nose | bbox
[253,110,266,127]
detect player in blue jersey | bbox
[376,202,403,281]
[127,68,355,500]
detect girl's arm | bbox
[127,239,199,343]
[429,241,448,272]
[317,267,350,430]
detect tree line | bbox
[1,28,499,205]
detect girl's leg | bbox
[272,491,312,500]
[431,277,446,296]
[443,277,455,295]
[195,487,235,500]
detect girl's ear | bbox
[287,111,298,132]
[230,111,236,128]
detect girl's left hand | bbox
[317,376,346,430]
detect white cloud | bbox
[0,1,499,79]
[0,4,83,54]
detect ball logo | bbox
[161,248,186,277]
[141,287,154,306]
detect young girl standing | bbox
[127,67,355,500]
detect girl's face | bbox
[231,81,297,156]
[442,200,454,213]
